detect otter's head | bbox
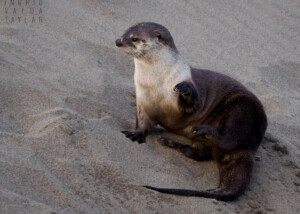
[115,22,177,60]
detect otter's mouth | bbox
[117,46,146,58]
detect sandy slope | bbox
[0,0,299,213]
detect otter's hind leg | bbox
[158,136,212,161]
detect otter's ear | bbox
[155,31,164,41]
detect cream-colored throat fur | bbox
[133,49,192,110]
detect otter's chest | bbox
[134,76,184,126]
[133,59,192,122]
[135,79,178,113]
[134,63,178,106]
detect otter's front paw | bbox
[121,131,146,144]
[174,82,197,112]
[174,82,192,97]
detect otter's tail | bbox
[144,150,253,201]
[144,186,238,201]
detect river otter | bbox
[116,22,267,201]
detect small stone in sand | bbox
[272,143,289,155]
[211,199,218,205]
[265,206,274,211]
[294,181,300,186]
[248,201,260,209]
[255,209,264,214]
[268,175,277,181]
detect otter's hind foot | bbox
[158,136,212,161]
[192,125,221,141]
[121,131,146,144]
[158,136,178,148]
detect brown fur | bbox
[117,22,267,201]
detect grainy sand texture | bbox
[0,0,299,213]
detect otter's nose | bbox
[115,39,123,47]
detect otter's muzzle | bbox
[115,39,123,47]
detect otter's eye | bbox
[131,37,139,42]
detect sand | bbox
[0,0,299,213]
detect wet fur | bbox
[116,22,267,201]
